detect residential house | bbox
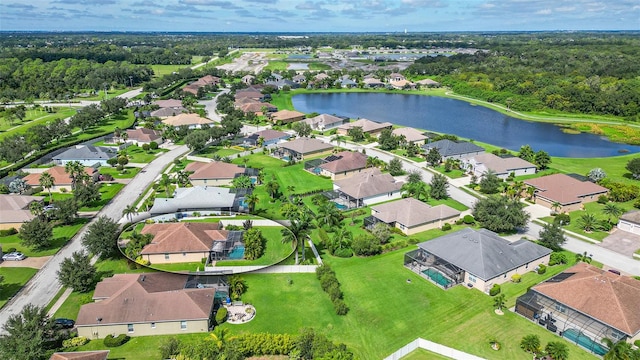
[0,194,44,231]
[405,228,551,292]
[392,127,428,145]
[387,73,406,82]
[185,161,249,187]
[139,222,243,264]
[516,263,640,355]
[234,88,264,102]
[149,186,246,215]
[314,73,330,81]
[464,153,536,179]
[618,210,640,235]
[292,74,307,84]
[238,101,277,115]
[50,351,110,360]
[182,75,221,95]
[416,78,441,87]
[390,79,415,90]
[333,168,403,208]
[162,113,214,129]
[269,109,306,124]
[306,151,368,180]
[524,173,609,212]
[150,107,187,118]
[367,198,460,235]
[421,139,485,161]
[337,118,393,137]
[301,114,349,131]
[265,79,298,90]
[23,166,98,193]
[276,138,333,160]
[154,99,183,108]
[242,129,290,146]
[362,77,385,88]
[76,272,222,339]
[335,76,357,88]
[241,75,255,85]
[125,128,163,146]
[53,145,117,167]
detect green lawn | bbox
[125,145,168,163]
[551,154,638,185]
[53,290,94,320]
[0,267,39,309]
[151,262,204,273]
[431,165,466,179]
[75,333,204,359]
[80,183,125,211]
[149,64,189,77]
[402,348,453,360]
[0,218,88,257]
[215,226,293,266]
[195,145,242,159]
[0,108,76,139]
[99,166,141,179]
[389,149,424,163]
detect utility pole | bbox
[129,76,133,88]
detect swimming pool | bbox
[333,202,348,210]
[228,245,245,260]
[422,268,453,288]
[562,328,608,356]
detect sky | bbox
[1,0,638,32]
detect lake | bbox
[292,93,640,158]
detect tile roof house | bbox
[24,166,98,192]
[265,79,298,90]
[314,73,330,81]
[390,79,415,90]
[269,109,306,124]
[292,74,307,84]
[421,139,485,160]
[139,222,242,264]
[405,228,551,292]
[182,75,221,95]
[241,74,255,85]
[524,173,609,212]
[53,145,117,167]
[301,114,349,131]
[337,118,393,137]
[76,272,220,339]
[333,168,403,208]
[242,129,290,146]
[149,186,244,215]
[125,128,163,146]
[162,113,214,129]
[387,73,406,82]
[0,194,44,231]
[50,351,110,360]
[154,99,183,108]
[239,101,277,115]
[363,77,385,88]
[392,127,428,145]
[368,198,460,235]
[276,138,333,160]
[618,210,640,235]
[416,78,441,87]
[335,76,357,88]
[308,151,368,180]
[150,106,187,118]
[185,161,248,186]
[464,153,536,179]
[516,263,640,354]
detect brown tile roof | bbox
[338,118,393,134]
[392,127,427,143]
[125,128,162,143]
[371,198,460,228]
[154,99,183,108]
[234,90,264,100]
[240,102,276,114]
[279,138,333,155]
[270,109,305,122]
[390,79,415,88]
[186,161,245,181]
[23,166,95,187]
[334,168,403,199]
[620,210,640,225]
[0,194,43,223]
[319,151,367,174]
[470,153,536,175]
[50,351,109,360]
[162,113,214,127]
[150,106,187,117]
[77,273,215,326]
[251,129,290,142]
[524,173,608,205]
[533,263,640,336]
[140,222,228,254]
[416,78,440,86]
[302,114,346,128]
[314,73,330,80]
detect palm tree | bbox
[330,227,352,255]
[545,341,569,360]
[578,213,599,232]
[331,134,345,147]
[64,161,85,190]
[209,327,233,351]
[122,204,138,223]
[493,294,506,311]
[29,201,44,219]
[232,175,253,189]
[245,193,259,214]
[602,203,623,224]
[228,275,247,300]
[158,174,173,198]
[265,180,280,200]
[526,185,536,201]
[602,338,638,360]
[38,172,55,204]
[520,334,541,355]
[551,201,562,215]
[575,251,592,264]
[256,170,264,185]
[316,202,343,229]
[281,219,310,265]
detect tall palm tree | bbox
[256,170,264,185]
[122,204,138,223]
[265,180,280,200]
[602,338,638,360]
[158,174,173,198]
[551,201,562,214]
[227,276,247,301]
[245,193,259,214]
[317,202,342,229]
[602,203,623,224]
[38,172,55,204]
[232,175,253,189]
[331,134,345,147]
[330,227,352,255]
[174,170,190,188]
[281,219,310,265]
[64,161,85,190]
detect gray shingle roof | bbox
[422,139,484,157]
[417,228,551,281]
[149,186,236,215]
[53,145,117,161]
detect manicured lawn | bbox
[402,348,453,360]
[149,64,189,77]
[389,149,424,163]
[95,258,155,277]
[215,226,293,266]
[99,166,141,179]
[0,267,39,309]
[427,197,469,211]
[0,108,76,139]
[80,183,125,211]
[151,262,204,273]
[125,145,168,163]
[551,154,638,185]
[431,165,466,179]
[271,162,333,195]
[0,218,88,257]
[196,145,242,159]
[75,333,204,359]
[53,290,94,320]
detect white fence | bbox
[383,338,486,360]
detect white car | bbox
[2,252,26,261]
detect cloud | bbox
[3,3,35,9]
[52,0,117,5]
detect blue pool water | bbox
[228,246,245,260]
[334,202,348,210]
[562,329,608,356]
[422,268,453,288]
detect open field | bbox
[0,218,89,257]
[402,348,453,360]
[0,108,77,138]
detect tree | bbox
[232,175,253,189]
[538,222,566,251]
[38,172,54,204]
[387,158,404,176]
[265,180,280,200]
[520,334,541,355]
[100,97,127,115]
[545,341,569,360]
[578,213,599,232]
[371,222,391,244]
[29,201,44,219]
[281,219,310,264]
[626,158,640,180]
[122,204,138,223]
[378,128,400,150]
[534,150,551,170]
[243,228,265,260]
[52,198,78,225]
[245,193,259,214]
[472,195,530,233]
[479,170,501,194]
[602,203,623,224]
[588,168,607,182]
[74,179,101,206]
[330,227,353,255]
[292,121,312,137]
[518,145,535,162]
[493,294,506,310]
[158,174,173,197]
[575,251,592,264]
[8,178,29,194]
[19,217,53,250]
[430,173,449,199]
[425,147,441,166]
[228,276,247,300]
[602,338,638,360]
[402,180,429,202]
[316,202,342,229]
[346,126,365,142]
[64,160,85,190]
[57,251,96,292]
[407,170,422,184]
[174,170,190,187]
[0,304,58,360]
[81,216,120,259]
[184,130,210,152]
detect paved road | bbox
[0,145,189,331]
[198,88,230,121]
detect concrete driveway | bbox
[0,256,51,269]
[599,229,640,257]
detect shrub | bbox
[159,337,181,359]
[549,252,567,266]
[235,333,295,356]
[200,257,207,264]
[320,273,339,292]
[0,228,17,237]
[553,213,571,226]
[511,273,522,283]
[351,234,381,256]
[489,284,501,296]
[634,198,640,209]
[441,223,452,231]
[333,299,349,315]
[333,248,353,258]
[537,264,547,275]
[6,247,16,253]
[634,339,640,348]
[62,336,89,348]
[215,307,227,325]
[149,141,159,150]
[141,143,150,151]
[463,215,475,224]
[326,283,343,301]
[455,219,464,225]
[103,334,130,347]
[597,195,609,204]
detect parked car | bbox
[2,252,26,261]
[54,318,75,329]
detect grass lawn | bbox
[0,108,77,139]
[431,165,466,179]
[75,333,204,359]
[308,63,332,71]
[95,258,156,278]
[0,267,39,309]
[402,348,453,360]
[125,145,168,163]
[551,154,638,185]
[149,64,189,77]
[79,183,125,211]
[53,290,94,320]
[389,149,424,163]
[99,166,141,179]
[214,226,293,266]
[427,197,469,211]
[196,145,242,159]
[264,61,288,71]
[0,218,88,257]
[151,262,204,273]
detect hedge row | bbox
[235,333,295,356]
[316,264,348,315]
[103,334,130,347]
